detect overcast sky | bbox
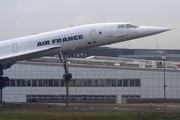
[0,0,179,49]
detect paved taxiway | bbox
[0,103,180,114]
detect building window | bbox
[49,79,53,87]
[76,79,81,87]
[117,79,122,86]
[88,79,94,87]
[99,79,105,87]
[106,79,111,87]
[83,79,88,87]
[32,79,37,87]
[122,95,141,98]
[70,80,75,87]
[27,80,31,87]
[130,79,134,87]
[54,80,59,87]
[21,80,26,87]
[10,79,15,87]
[27,94,116,102]
[94,79,105,87]
[112,79,116,87]
[73,53,76,58]
[80,53,84,58]
[38,80,42,87]
[43,80,48,87]
[60,80,65,87]
[94,79,98,87]
[84,53,87,58]
[10,79,141,88]
[123,79,128,87]
[17,80,20,87]
[77,53,79,58]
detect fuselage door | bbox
[90,29,97,40]
[85,29,97,45]
[12,43,18,53]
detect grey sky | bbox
[0,0,179,49]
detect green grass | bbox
[0,112,180,120]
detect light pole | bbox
[162,56,166,101]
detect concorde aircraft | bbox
[0,23,171,86]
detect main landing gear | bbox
[0,65,10,106]
[58,53,72,109]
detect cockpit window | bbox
[117,24,138,29]
[126,24,138,28]
[117,25,125,28]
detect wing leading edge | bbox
[0,45,62,68]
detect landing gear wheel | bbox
[0,77,5,88]
[63,73,72,81]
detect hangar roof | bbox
[16,56,180,73]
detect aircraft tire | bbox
[0,77,5,87]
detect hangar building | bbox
[2,56,180,103]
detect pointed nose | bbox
[136,26,171,37]
[147,26,171,35]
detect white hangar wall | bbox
[2,63,180,102]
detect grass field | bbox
[0,112,180,120]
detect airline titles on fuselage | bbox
[37,34,83,46]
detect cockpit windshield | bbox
[126,24,138,28]
[117,25,125,28]
[117,24,138,29]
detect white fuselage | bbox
[0,23,170,69]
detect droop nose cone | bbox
[136,26,171,38]
[148,27,171,35]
